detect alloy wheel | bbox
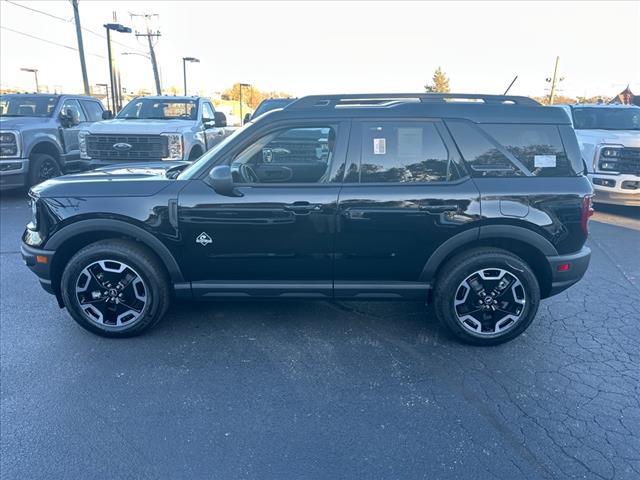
[75,260,148,330]
[453,268,526,337]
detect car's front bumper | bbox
[589,173,640,207]
[546,246,591,297]
[21,242,56,295]
[0,158,29,189]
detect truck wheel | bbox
[29,153,61,187]
[60,239,170,338]
[433,248,540,346]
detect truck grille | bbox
[599,147,640,175]
[86,134,168,161]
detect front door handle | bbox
[284,202,322,214]
[418,204,458,213]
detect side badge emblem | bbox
[196,232,212,246]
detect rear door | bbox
[334,118,481,299]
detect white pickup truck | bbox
[556,104,640,206]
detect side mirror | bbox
[243,113,251,125]
[207,165,242,197]
[214,111,227,128]
[102,110,113,120]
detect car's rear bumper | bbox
[21,242,55,295]
[546,246,591,297]
[0,158,29,189]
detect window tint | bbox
[481,124,574,176]
[231,126,336,184]
[60,99,87,123]
[360,122,452,183]
[202,103,215,121]
[80,100,103,122]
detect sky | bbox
[0,0,639,99]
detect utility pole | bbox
[71,0,90,95]
[546,56,563,105]
[131,13,162,95]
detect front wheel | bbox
[61,240,170,337]
[28,153,61,187]
[433,248,540,345]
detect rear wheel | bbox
[61,240,170,337]
[433,248,540,345]
[29,153,61,187]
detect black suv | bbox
[22,93,593,345]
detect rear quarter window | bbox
[446,120,577,177]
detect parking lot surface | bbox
[1,190,639,480]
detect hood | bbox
[575,129,640,148]
[31,161,188,198]
[86,118,194,134]
[0,116,51,130]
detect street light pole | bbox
[20,68,39,93]
[104,23,132,113]
[182,57,200,96]
[239,83,250,125]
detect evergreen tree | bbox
[425,67,450,93]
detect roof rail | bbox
[287,93,540,109]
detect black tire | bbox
[28,153,62,187]
[433,248,540,346]
[60,239,170,338]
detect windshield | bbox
[117,98,198,120]
[572,107,640,130]
[0,95,58,117]
[178,124,249,179]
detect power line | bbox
[0,25,105,58]
[4,0,147,55]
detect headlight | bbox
[78,130,90,159]
[597,144,624,173]
[161,133,183,160]
[0,130,20,158]
[29,198,39,230]
[601,148,621,158]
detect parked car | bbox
[0,93,105,189]
[78,96,230,169]
[555,104,640,206]
[22,93,593,345]
[244,97,296,123]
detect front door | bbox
[177,120,350,298]
[334,119,481,299]
[58,98,87,157]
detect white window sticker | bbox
[373,138,386,155]
[534,155,556,168]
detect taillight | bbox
[580,195,594,236]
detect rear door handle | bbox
[418,204,458,213]
[284,202,322,214]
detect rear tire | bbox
[29,153,61,187]
[433,248,540,346]
[60,240,170,338]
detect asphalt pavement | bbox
[1,190,639,480]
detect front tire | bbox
[61,240,170,337]
[433,248,540,346]
[29,153,61,187]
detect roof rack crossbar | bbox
[287,93,540,109]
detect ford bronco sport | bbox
[22,93,593,345]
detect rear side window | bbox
[446,121,575,177]
[80,100,104,122]
[481,124,573,176]
[360,121,455,183]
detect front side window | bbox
[202,103,215,121]
[117,99,198,120]
[60,99,87,123]
[80,100,104,122]
[231,126,337,184]
[0,95,58,117]
[360,121,453,183]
